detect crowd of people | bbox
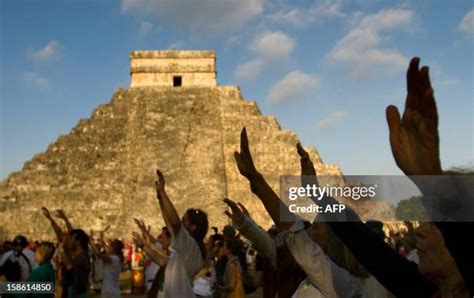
[0,57,472,298]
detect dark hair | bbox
[185,208,208,259]
[224,237,240,256]
[70,229,90,253]
[210,233,224,244]
[13,235,28,249]
[111,239,124,262]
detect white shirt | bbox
[145,242,162,291]
[0,248,37,281]
[237,216,360,298]
[406,249,420,265]
[276,221,338,298]
[163,227,203,298]
[100,255,121,295]
[362,275,389,298]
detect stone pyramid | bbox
[0,50,344,240]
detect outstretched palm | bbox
[223,198,246,225]
[386,57,442,176]
[42,207,52,219]
[155,169,166,199]
[234,127,259,179]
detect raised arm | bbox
[234,127,297,231]
[134,218,157,243]
[223,198,277,266]
[56,209,73,233]
[42,207,65,242]
[297,141,437,297]
[386,57,441,177]
[132,232,168,267]
[386,57,474,295]
[155,169,181,235]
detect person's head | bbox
[182,208,208,258]
[221,237,240,258]
[416,223,463,284]
[223,225,236,238]
[157,227,171,250]
[182,209,209,241]
[110,239,124,256]
[35,242,55,264]
[12,235,28,252]
[69,229,89,253]
[209,232,223,245]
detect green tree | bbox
[395,196,428,221]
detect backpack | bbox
[0,251,31,281]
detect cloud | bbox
[327,8,414,78]
[267,71,319,105]
[267,0,345,27]
[121,0,263,35]
[234,31,295,81]
[139,21,152,38]
[459,9,474,35]
[22,72,50,90]
[251,31,295,60]
[316,111,348,130]
[429,62,460,87]
[235,59,264,81]
[28,40,61,62]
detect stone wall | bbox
[130,50,217,87]
[0,85,348,240]
[0,50,394,241]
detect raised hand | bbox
[297,143,316,177]
[134,218,146,232]
[297,143,320,188]
[42,207,52,219]
[386,57,442,176]
[134,218,155,242]
[155,169,166,199]
[234,127,260,179]
[55,209,68,220]
[238,202,250,217]
[132,231,145,248]
[223,198,246,225]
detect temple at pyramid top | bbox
[130,50,217,88]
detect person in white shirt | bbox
[0,235,36,281]
[144,242,162,292]
[101,240,124,298]
[231,130,368,297]
[152,169,209,298]
[90,238,124,298]
[133,222,172,298]
[224,198,365,298]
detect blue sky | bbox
[1,0,473,179]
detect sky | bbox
[1,0,473,180]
